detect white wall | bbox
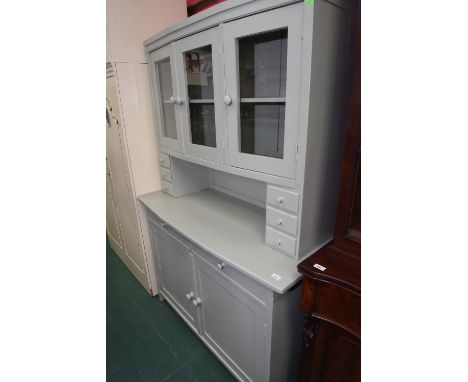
[106,0,187,294]
[107,0,187,63]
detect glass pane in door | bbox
[240,103,285,158]
[238,29,288,158]
[183,45,217,147]
[156,58,178,140]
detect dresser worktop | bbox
[139,188,302,293]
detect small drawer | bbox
[161,180,174,196]
[159,153,171,169]
[266,186,299,214]
[266,206,298,237]
[160,167,172,182]
[265,226,297,258]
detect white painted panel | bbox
[115,63,161,196]
[210,170,266,207]
[265,227,296,258]
[160,167,172,182]
[159,153,171,169]
[266,207,298,237]
[162,180,174,196]
[266,185,299,214]
[106,158,123,249]
[106,75,146,272]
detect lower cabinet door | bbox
[299,318,361,382]
[195,255,267,382]
[152,225,200,332]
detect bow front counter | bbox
[139,0,352,380]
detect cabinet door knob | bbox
[276,196,284,204]
[169,96,175,104]
[223,95,232,106]
[276,218,283,226]
[175,97,184,105]
[217,262,225,270]
[276,238,282,246]
[160,221,166,227]
[186,292,194,300]
[192,297,202,307]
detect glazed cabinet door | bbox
[149,222,200,333]
[195,255,266,382]
[174,27,226,164]
[223,4,303,179]
[148,44,183,153]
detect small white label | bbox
[271,273,282,281]
[313,264,326,272]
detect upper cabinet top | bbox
[144,0,303,53]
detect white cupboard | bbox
[106,62,159,294]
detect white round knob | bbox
[175,97,183,105]
[276,219,283,226]
[276,196,284,204]
[186,292,194,300]
[223,95,232,106]
[192,298,202,306]
[160,222,166,227]
[217,262,225,270]
[169,96,175,104]
[276,239,282,246]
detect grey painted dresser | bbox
[140,0,353,380]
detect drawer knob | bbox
[217,262,225,270]
[160,222,166,227]
[192,297,202,307]
[175,96,184,105]
[276,238,282,246]
[169,96,175,104]
[276,218,283,226]
[186,291,194,300]
[223,95,232,106]
[276,196,284,204]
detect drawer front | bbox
[160,167,172,182]
[148,214,191,249]
[159,153,171,169]
[266,186,299,214]
[162,180,174,196]
[192,245,269,305]
[266,206,298,236]
[265,226,297,258]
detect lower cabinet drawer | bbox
[265,226,297,258]
[192,245,268,305]
[162,180,174,196]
